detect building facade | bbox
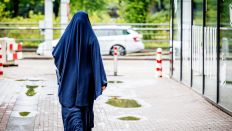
[170,0,232,114]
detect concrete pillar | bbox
[61,0,70,35]
[44,0,53,56]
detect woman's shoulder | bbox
[89,34,98,45]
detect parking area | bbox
[0,59,232,131]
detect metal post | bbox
[180,0,183,81]
[44,0,53,56]
[216,0,220,103]
[61,0,70,35]
[190,0,193,87]
[0,44,3,76]
[113,47,118,76]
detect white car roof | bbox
[93,25,131,30]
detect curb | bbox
[23,57,53,60]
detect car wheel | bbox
[110,45,126,56]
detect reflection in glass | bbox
[204,0,217,102]
[192,0,203,93]
[193,0,203,25]
[173,0,181,80]
[182,0,192,85]
[219,0,232,111]
[205,0,217,26]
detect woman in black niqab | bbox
[52,11,107,131]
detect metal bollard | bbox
[0,44,3,76]
[156,48,162,77]
[113,46,118,76]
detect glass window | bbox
[172,0,181,80]
[94,29,126,36]
[182,0,192,85]
[192,0,204,93]
[219,0,232,111]
[123,30,130,35]
[108,30,116,36]
[193,0,203,25]
[94,29,108,36]
[205,0,217,26]
[204,0,217,102]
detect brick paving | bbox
[0,79,20,131]
[0,59,231,131]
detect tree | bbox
[70,0,106,15]
[53,0,60,18]
[0,1,10,18]
[120,0,151,23]
[119,0,169,23]
[0,0,44,18]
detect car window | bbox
[94,29,108,36]
[122,30,130,35]
[113,29,121,35]
[94,29,129,36]
[108,30,116,36]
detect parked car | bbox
[36,25,144,56]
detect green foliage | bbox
[118,0,169,23]
[0,11,44,22]
[0,0,44,17]
[0,2,9,17]
[147,10,169,23]
[89,11,111,23]
[221,0,231,26]
[120,0,151,23]
[70,0,106,15]
[0,0,171,48]
[144,42,169,49]
[205,0,217,26]
[0,0,170,23]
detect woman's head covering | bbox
[52,11,107,107]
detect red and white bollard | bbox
[16,42,23,59]
[156,48,162,77]
[114,46,118,76]
[6,42,23,62]
[0,44,3,76]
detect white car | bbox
[36,25,144,56]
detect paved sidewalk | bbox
[0,59,232,131]
[0,79,21,131]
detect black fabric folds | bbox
[52,11,107,107]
